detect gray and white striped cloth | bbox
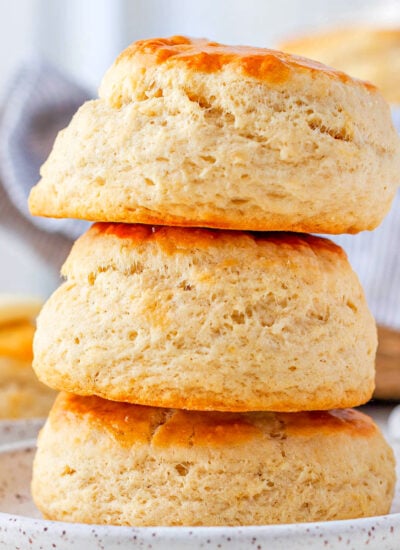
[0,59,90,241]
[0,60,399,329]
[333,190,400,330]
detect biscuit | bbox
[32,224,377,412]
[280,27,400,104]
[0,321,55,419]
[31,393,395,526]
[0,356,56,419]
[0,320,35,362]
[28,36,400,234]
[0,294,42,326]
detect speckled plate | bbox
[0,440,399,550]
[0,419,44,446]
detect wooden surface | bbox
[375,325,400,400]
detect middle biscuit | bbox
[33,223,376,412]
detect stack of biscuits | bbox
[28,37,399,526]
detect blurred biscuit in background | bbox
[280,27,400,104]
[0,295,55,419]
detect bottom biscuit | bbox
[32,393,395,526]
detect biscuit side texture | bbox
[28,37,400,233]
[31,393,396,526]
[32,224,377,411]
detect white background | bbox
[1,0,400,95]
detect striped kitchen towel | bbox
[0,58,90,241]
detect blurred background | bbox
[2,0,400,94]
[0,0,399,416]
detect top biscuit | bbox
[280,27,400,104]
[29,36,400,233]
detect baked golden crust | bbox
[31,393,395,526]
[28,37,400,233]
[34,383,373,413]
[84,222,346,257]
[52,393,377,448]
[29,202,385,235]
[112,35,375,92]
[33,224,376,412]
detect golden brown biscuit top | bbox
[116,35,375,89]
[280,409,376,437]
[51,394,376,450]
[87,222,345,259]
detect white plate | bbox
[0,419,44,446]
[0,440,399,550]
